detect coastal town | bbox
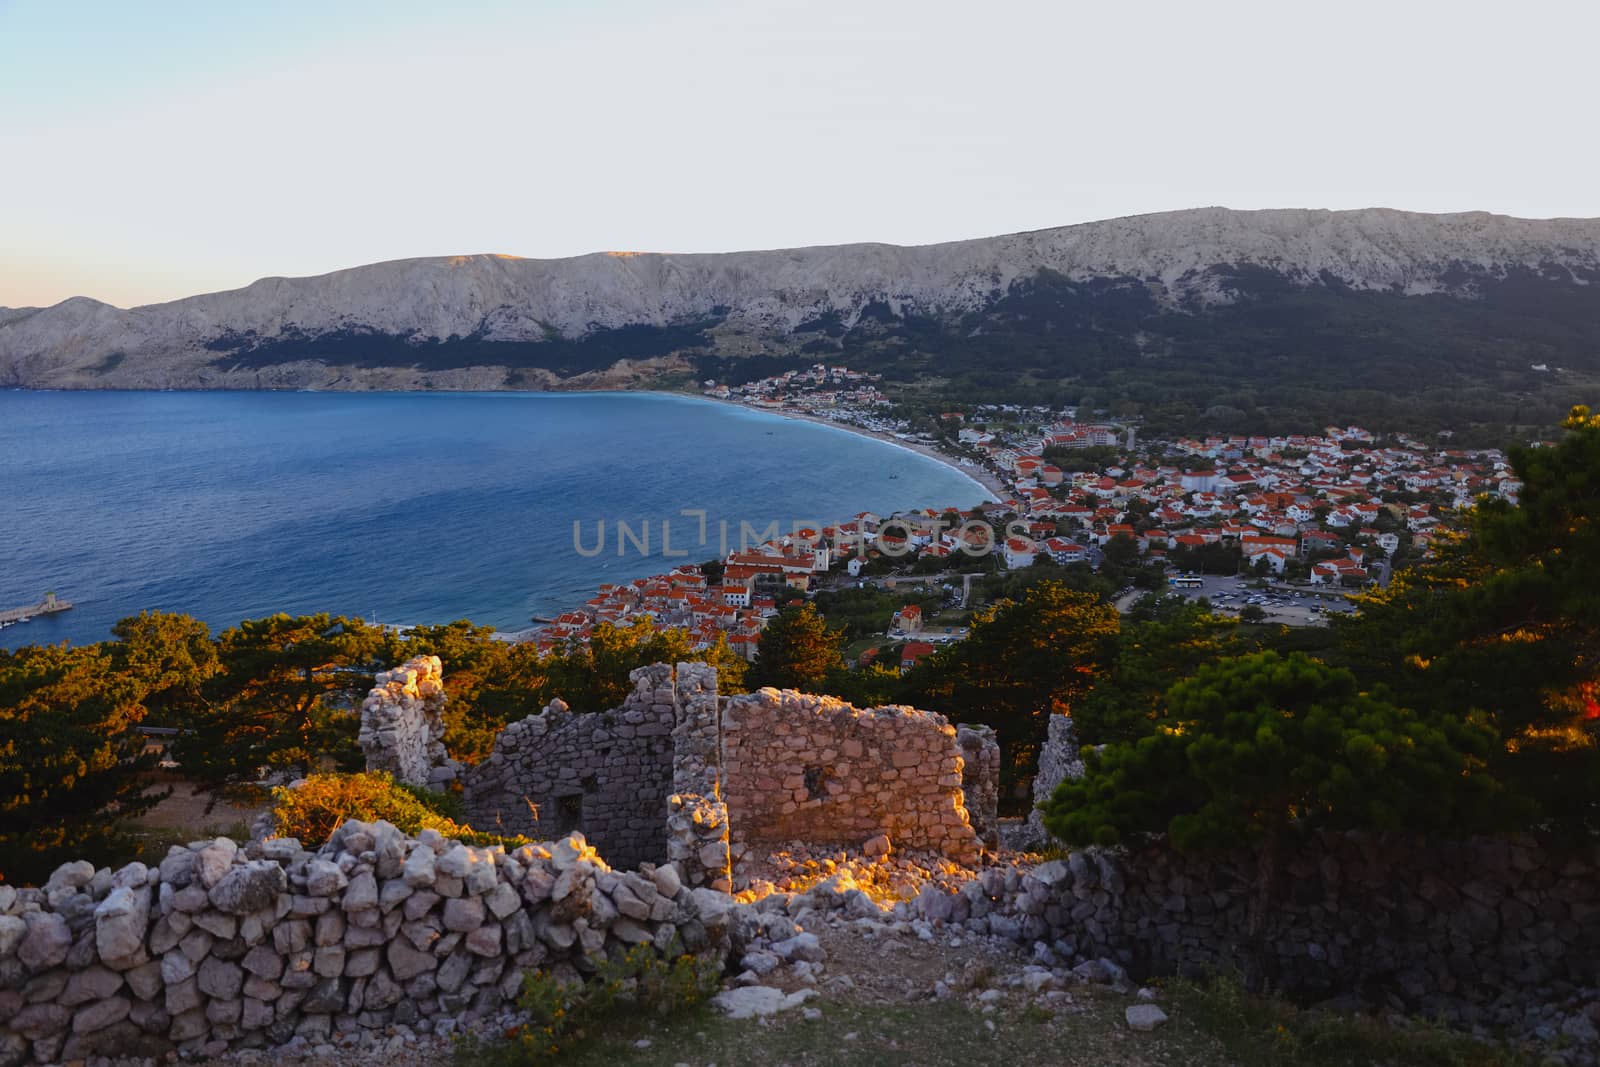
[518,365,1522,663]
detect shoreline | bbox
[495,393,1007,643]
[689,393,1006,503]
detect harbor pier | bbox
[0,591,73,625]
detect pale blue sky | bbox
[2,0,1596,308]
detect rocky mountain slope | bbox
[4,207,1599,428]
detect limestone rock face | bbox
[7,208,1600,389]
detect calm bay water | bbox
[0,391,988,649]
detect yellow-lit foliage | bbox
[268,771,538,850]
[268,771,469,846]
[1565,404,1600,431]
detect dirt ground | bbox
[132,775,266,836]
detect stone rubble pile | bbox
[729,910,830,991]
[667,795,732,894]
[733,836,993,907]
[0,821,737,1067]
[704,865,1148,1017]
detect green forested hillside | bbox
[808,266,1600,438]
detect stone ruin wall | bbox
[720,690,984,866]
[459,669,680,872]
[956,725,1000,850]
[357,656,457,791]
[0,821,733,1066]
[1016,713,1084,849]
[661,664,732,893]
[425,659,994,884]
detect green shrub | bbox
[397,778,466,822]
[458,942,723,1066]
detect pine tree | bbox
[1338,404,1600,831]
[174,613,391,795]
[0,643,165,882]
[1043,650,1506,953]
[749,603,844,691]
[903,581,1119,795]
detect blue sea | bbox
[0,391,990,649]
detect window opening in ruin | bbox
[551,793,583,835]
[803,765,829,800]
[581,774,598,793]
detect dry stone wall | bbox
[720,690,982,865]
[357,656,456,790]
[665,795,732,894]
[909,831,1600,1029]
[459,662,726,874]
[667,662,722,798]
[0,821,735,1066]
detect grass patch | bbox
[843,636,887,662]
[506,998,1112,1067]
[1164,975,1534,1067]
[470,991,1238,1067]
[465,982,1536,1067]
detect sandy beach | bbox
[690,393,1007,503]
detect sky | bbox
[2,0,1597,309]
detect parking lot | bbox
[1161,574,1359,626]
